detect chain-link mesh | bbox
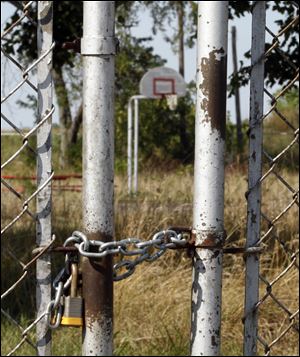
[1,2,54,355]
[244,2,299,355]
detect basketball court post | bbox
[127,67,186,194]
[127,95,146,194]
[133,98,139,194]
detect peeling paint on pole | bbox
[191,2,228,356]
[81,1,116,355]
[199,49,227,139]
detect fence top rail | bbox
[1,174,82,180]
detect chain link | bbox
[1,2,55,355]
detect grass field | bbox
[1,159,299,356]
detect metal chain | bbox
[46,225,268,329]
[45,229,187,328]
[65,229,186,279]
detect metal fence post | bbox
[36,2,53,355]
[244,2,266,356]
[191,2,228,356]
[81,1,116,355]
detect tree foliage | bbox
[2,1,298,167]
[228,1,299,95]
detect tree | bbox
[2,1,138,168]
[227,1,299,94]
[143,1,298,97]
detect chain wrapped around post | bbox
[43,225,266,329]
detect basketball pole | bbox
[127,68,186,195]
[127,95,146,195]
[133,98,139,194]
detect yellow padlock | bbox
[61,263,83,327]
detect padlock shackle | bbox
[70,263,78,298]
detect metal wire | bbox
[244,2,299,355]
[1,2,54,355]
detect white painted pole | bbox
[244,2,266,356]
[81,1,116,355]
[191,2,228,356]
[133,98,139,194]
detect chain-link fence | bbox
[1,2,54,355]
[1,1,299,356]
[244,2,299,355]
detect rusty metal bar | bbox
[36,2,53,355]
[244,2,266,356]
[191,2,228,355]
[81,1,116,355]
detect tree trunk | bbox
[52,67,72,169]
[231,26,243,153]
[177,2,189,160]
[178,2,184,79]
[70,102,83,144]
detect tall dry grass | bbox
[1,166,299,356]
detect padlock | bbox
[61,262,83,327]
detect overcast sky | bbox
[1,2,282,130]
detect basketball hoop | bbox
[165,94,178,111]
[139,67,186,104]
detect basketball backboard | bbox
[139,66,187,99]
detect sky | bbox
[1,2,283,130]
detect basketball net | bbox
[165,94,178,111]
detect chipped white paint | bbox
[191,2,228,356]
[83,317,113,356]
